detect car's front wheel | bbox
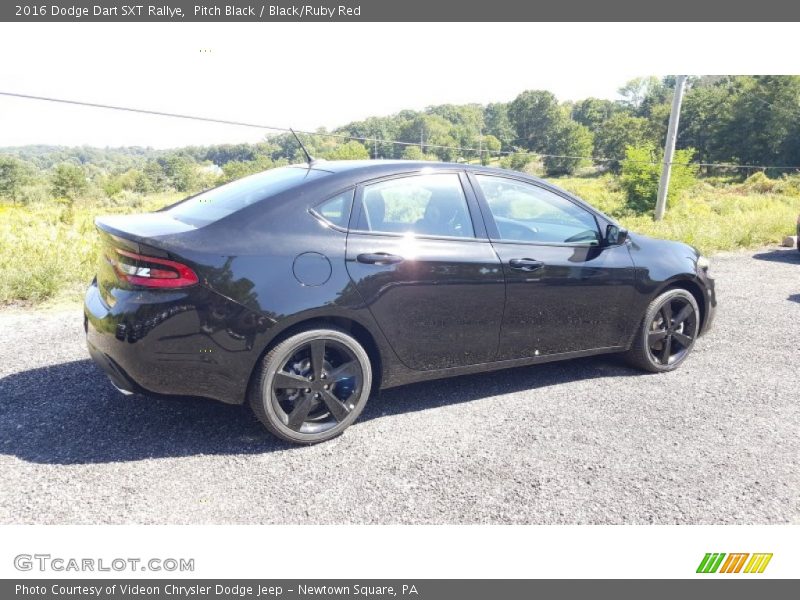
[249,328,372,444]
[623,288,700,373]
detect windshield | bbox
[167,166,328,226]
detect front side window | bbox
[356,173,474,238]
[476,175,599,245]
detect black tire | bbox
[623,288,700,373]
[249,328,372,444]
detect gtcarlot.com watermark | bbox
[14,553,195,572]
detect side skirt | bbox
[380,345,626,389]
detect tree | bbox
[426,103,485,149]
[325,140,370,160]
[718,76,800,168]
[479,134,501,165]
[543,120,594,176]
[618,76,663,111]
[571,98,620,133]
[220,156,275,182]
[398,114,459,161]
[483,103,516,147]
[593,113,650,169]
[51,163,88,201]
[507,90,563,152]
[160,154,200,192]
[337,115,404,159]
[0,156,32,203]
[680,79,735,164]
[136,160,170,193]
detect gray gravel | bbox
[1,247,798,524]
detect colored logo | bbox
[696,553,773,574]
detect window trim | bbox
[348,170,487,242]
[308,187,356,233]
[468,172,603,248]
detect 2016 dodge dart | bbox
[84,160,716,443]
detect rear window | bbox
[167,166,328,226]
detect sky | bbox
[0,22,796,149]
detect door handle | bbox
[357,252,404,265]
[509,258,544,271]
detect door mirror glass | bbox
[604,224,629,245]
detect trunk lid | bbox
[94,213,201,304]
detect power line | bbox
[1,90,798,171]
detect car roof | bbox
[302,159,548,183]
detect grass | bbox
[549,174,800,255]
[1,174,799,306]
[0,193,180,306]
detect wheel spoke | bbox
[328,360,357,382]
[673,304,694,326]
[309,340,326,380]
[273,371,310,390]
[286,394,313,430]
[648,329,668,345]
[673,331,693,349]
[320,389,351,422]
[659,336,672,364]
[660,301,673,325]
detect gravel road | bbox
[1,247,798,524]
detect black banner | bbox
[4,580,800,600]
[3,0,800,22]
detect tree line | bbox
[1,75,799,205]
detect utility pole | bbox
[655,75,688,221]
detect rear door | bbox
[470,173,637,360]
[345,171,505,370]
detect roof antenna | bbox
[290,128,315,165]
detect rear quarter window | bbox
[167,166,328,226]
[312,189,354,228]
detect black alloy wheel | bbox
[624,289,700,373]
[250,328,372,443]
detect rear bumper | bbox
[84,280,264,405]
[86,339,138,395]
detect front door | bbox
[470,173,637,360]
[345,171,505,370]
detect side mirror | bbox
[604,224,628,246]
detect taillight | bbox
[108,248,199,288]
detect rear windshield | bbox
[167,166,328,226]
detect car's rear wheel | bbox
[250,328,372,444]
[623,288,700,373]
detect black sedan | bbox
[85,160,716,443]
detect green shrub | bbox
[500,151,534,172]
[619,144,699,214]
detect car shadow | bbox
[752,248,800,264]
[788,293,800,304]
[0,356,639,465]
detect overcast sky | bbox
[0,22,795,149]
